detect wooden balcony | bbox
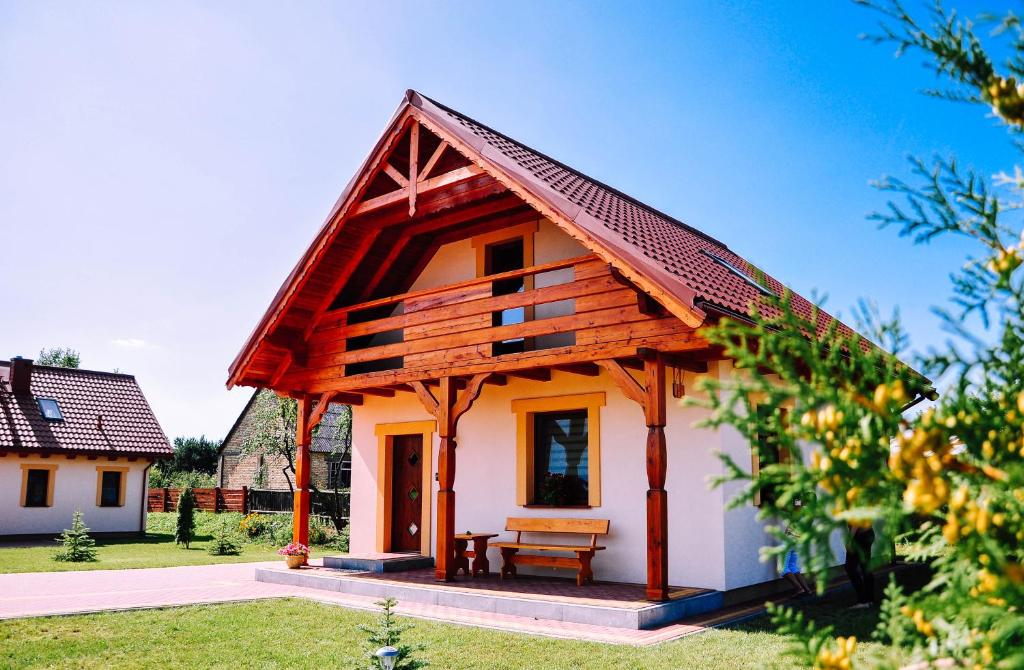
[281,254,709,394]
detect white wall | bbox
[350,365,765,590]
[0,456,151,535]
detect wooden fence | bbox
[147,487,349,523]
[147,487,248,513]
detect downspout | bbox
[139,460,155,535]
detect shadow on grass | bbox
[726,589,880,640]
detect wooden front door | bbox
[390,434,424,553]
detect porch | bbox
[254,561,722,630]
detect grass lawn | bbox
[0,593,903,669]
[0,513,282,573]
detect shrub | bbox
[207,517,243,556]
[239,512,270,539]
[175,488,196,548]
[356,597,428,670]
[309,517,335,546]
[333,524,350,553]
[52,510,97,563]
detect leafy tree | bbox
[241,391,352,508]
[696,2,1024,667]
[169,436,221,474]
[355,597,428,670]
[150,436,221,487]
[175,487,196,549]
[241,390,300,492]
[36,347,80,368]
[52,510,97,562]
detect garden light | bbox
[374,646,399,670]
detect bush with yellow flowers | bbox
[695,3,1024,667]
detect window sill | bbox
[523,504,592,509]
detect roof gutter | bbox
[139,460,155,535]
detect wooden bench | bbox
[492,517,610,586]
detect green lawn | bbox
[0,513,282,573]
[0,595,902,669]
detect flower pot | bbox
[284,555,305,569]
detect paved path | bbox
[0,561,763,645]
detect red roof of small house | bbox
[0,359,172,457]
[227,90,869,387]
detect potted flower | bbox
[277,542,309,569]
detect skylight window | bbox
[701,250,776,297]
[37,398,63,421]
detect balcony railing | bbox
[302,253,654,381]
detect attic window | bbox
[37,398,63,421]
[700,250,776,297]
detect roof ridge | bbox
[0,360,136,379]
[412,90,730,250]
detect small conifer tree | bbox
[206,516,242,556]
[52,509,97,562]
[356,597,428,670]
[175,487,196,548]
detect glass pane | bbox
[408,522,419,536]
[533,410,589,506]
[101,471,121,506]
[37,398,63,421]
[408,487,419,501]
[25,469,49,507]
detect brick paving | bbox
[0,561,782,645]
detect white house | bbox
[0,356,172,536]
[227,91,927,602]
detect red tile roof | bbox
[410,92,852,339]
[228,90,873,387]
[0,361,172,457]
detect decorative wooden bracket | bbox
[410,373,489,428]
[597,360,648,411]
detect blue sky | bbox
[0,1,1013,439]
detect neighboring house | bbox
[226,91,930,600]
[0,356,172,536]
[217,390,351,491]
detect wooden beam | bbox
[408,119,419,217]
[292,395,313,558]
[424,377,467,390]
[661,353,709,374]
[352,164,484,215]
[419,140,448,181]
[485,373,508,385]
[553,363,600,377]
[309,391,339,430]
[359,387,396,397]
[383,163,408,189]
[409,381,439,417]
[451,373,488,425]
[642,350,669,601]
[597,360,646,410]
[506,368,551,382]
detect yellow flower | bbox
[815,636,857,669]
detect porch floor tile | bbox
[278,565,709,609]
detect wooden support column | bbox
[292,394,314,557]
[410,373,488,581]
[598,349,669,601]
[641,349,669,601]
